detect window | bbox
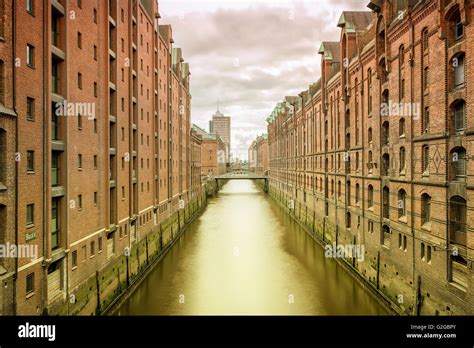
[26,204,34,225]
[0,61,4,103]
[78,154,83,169]
[94,82,98,97]
[78,73,82,89]
[368,127,372,142]
[450,196,466,246]
[453,100,465,132]
[422,145,429,173]
[423,67,429,92]
[368,185,374,208]
[98,237,103,251]
[26,44,35,68]
[27,0,34,15]
[78,32,82,48]
[122,186,125,199]
[421,193,431,225]
[94,119,97,133]
[398,189,406,218]
[427,246,431,263]
[399,45,405,66]
[367,69,372,114]
[422,28,429,52]
[399,118,405,137]
[451,147,466,180]
[421,242,425,261]
[77,0,82,8]
[368,151,373,171]
[52,151,59,186]
[383,186,390,219]
[27,97,35,121]
[72,250,77,267]
[94,45,98,60]
[93,8,97,23]
[453,54,465,87]
[78,194,82,209]
[90,241,95,256]
[382,122,389,145]
[399,147,405,172]
[355,183,360,204]
[94,192,98,206]
[422,107,429,133]
[27,150,34,172]
[26,273,34,294]
[51,198,59,249]
[454,15,464,40]
[78,113,82,129]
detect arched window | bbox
[422,28,429,52]
[368,185,374,208]
[382,121,389,145]
[399,147,406,172]
[453,11,464,40]
[367,68,373,114]
[346,212,351,229]
[337,180,341,198]
[368,151,373,171]
[0,60,4,104]
[399,118,405,137]
[398,189,406,218]
[399,45,405,67]
[368,127,373,143]
[382,153,390,176]
[421,193,431,225]
[355,183,360,204]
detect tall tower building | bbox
[209,110,231,162]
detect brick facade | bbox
[0,0,196,315]
[267,0,473,315]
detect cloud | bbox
[159,0,368,159]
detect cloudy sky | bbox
[159,0,368,160]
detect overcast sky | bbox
[159,0,369,160]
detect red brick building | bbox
[267,0,473,315]
[0,0,194,315]
[249,134,269,174]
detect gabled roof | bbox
[318,41,341,62]
[337,11,373,33]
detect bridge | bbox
[214,171,269,192]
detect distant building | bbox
[248,141,257,172]
[209,110,231,162]
[191,125,203,196]
[195,125,226,176]
[249,135,268,174]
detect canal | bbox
[118,180,388,315]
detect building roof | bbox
[318,41,341,62]
[337,11,373,33]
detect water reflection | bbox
[118,180,387,315]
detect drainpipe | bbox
[408,12,417,315]
[12,0,18,316]
[41,0,48,315]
